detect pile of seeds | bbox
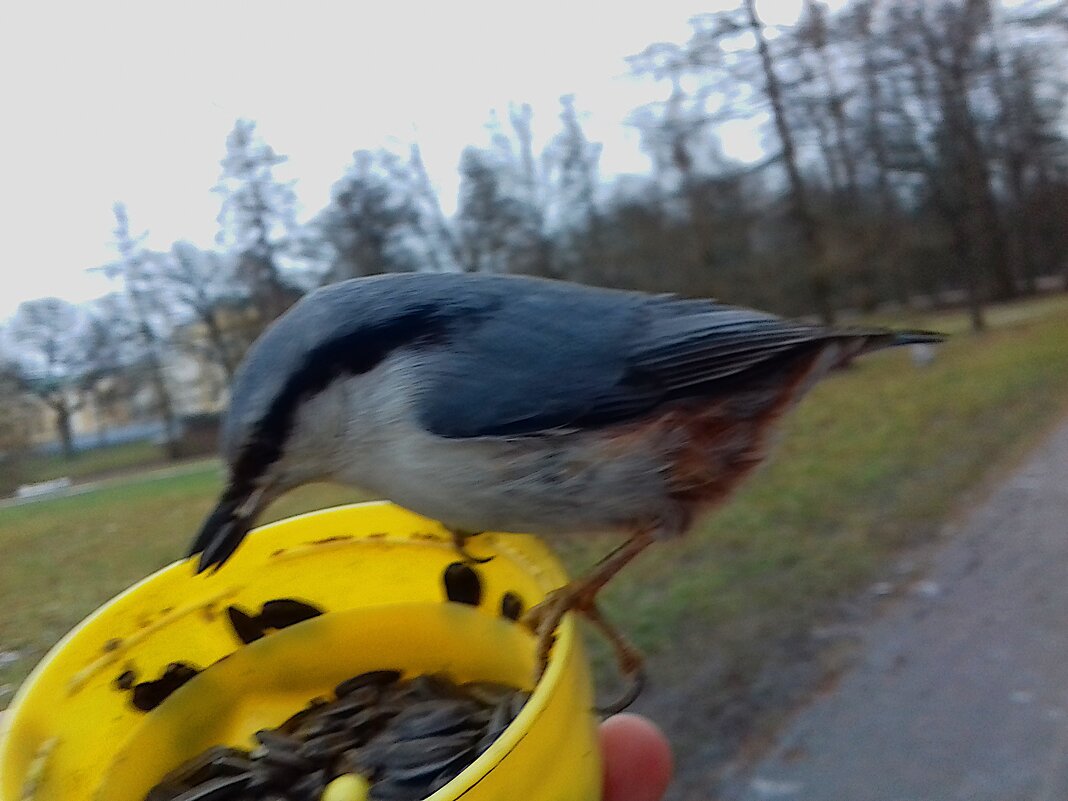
[144,670,530,801]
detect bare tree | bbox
[314,150,424,282]
[743,0,834,321]
[83,293,144,443]
[6,299,93,458]
[104,203,181,455]
[847,0,914,305]
[456,147,521,272]
[163,241,247,382]
[673,4,836,321]
[0,359,35,494]
[215,119,300,324]
[545,95,605,278]
[455,118,546,276]
[791,2,862,201]
[408,142,466,272]
[988,23,1068,292]
[507,103,555,278]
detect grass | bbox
[0,467,363,698]
[2,294,1068,707]
[18,440,171,485]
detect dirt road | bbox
[717,417,1068,801]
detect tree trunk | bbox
[203,309,238,382]
[52,400,75,459]
[93,389,111,447]
[948,212,987,333]
[856,2,911,307]
[744,0,833,323]
[921,6,1016,302]
[148,355,180,459]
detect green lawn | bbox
[19,440,171,485]
[2,294,1068,706]
[0,469,365,698]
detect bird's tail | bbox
[842,328,946,355]
[883,330,947,347]
[821,328,946,371]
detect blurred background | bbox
[1,1,1067,798]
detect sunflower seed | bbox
[287,768,327,801]
[367,776,428,801]
[336,742,389,776]
[487,696,513,736]
[155,746,248,789]
[277,698,330,734]
[297,731,358,762]
[460,681,517,706]
[508,691,530,719]
[143,671,528,801]
[254,730,301,752]
[378,733,475,770]
[406,673,462,700]
[293,714,347,740]
[334,670,401,697]
[385,748,474,784]
[170,774,251,801]
[320,687,379,718]
[343,705,400,736]
[388,699,481,739]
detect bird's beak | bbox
[187,483,269,574]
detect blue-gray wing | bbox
[419,289,828,438]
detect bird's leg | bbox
[523,529,655,695]
[447,527,494,564]
[582,602,647,714]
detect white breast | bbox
[281,351,672,535]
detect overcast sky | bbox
[0,0,819,320]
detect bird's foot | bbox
[522,588,646,715]
[522,585,578,674]
[522,529,655,711]
[447,527,493,565]
[583,601,646,715]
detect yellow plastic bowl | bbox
[0,502,601,801]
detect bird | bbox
[188,272,942,709]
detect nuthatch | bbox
[189,273,942,707]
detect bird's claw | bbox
[596,665,646,716]
[523,589,647,713]
[448,528,494,565]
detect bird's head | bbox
[185,273,461,573]
[188,308,355,574]
[189,378,353,574]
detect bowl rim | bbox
[0,501,584,801]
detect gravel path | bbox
[719,416,1068,801]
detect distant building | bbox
[21,289,303,452]
[23,376,143,449]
